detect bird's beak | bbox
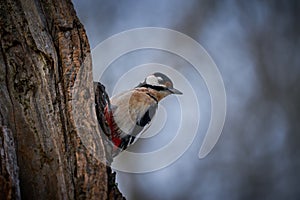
[168,88,183,95]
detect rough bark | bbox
[0,0,124,199]
[0,126,21,200]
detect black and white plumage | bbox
[104,72,182,156]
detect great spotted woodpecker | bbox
[104,72,182,156]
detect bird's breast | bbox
[110,89,158,137]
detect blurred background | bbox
[72,0,300,199]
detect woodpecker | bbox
[104,72,182,156]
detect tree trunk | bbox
[0,0,124,199]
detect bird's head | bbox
[136,72,182,101]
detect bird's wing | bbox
[129,102,157,144]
